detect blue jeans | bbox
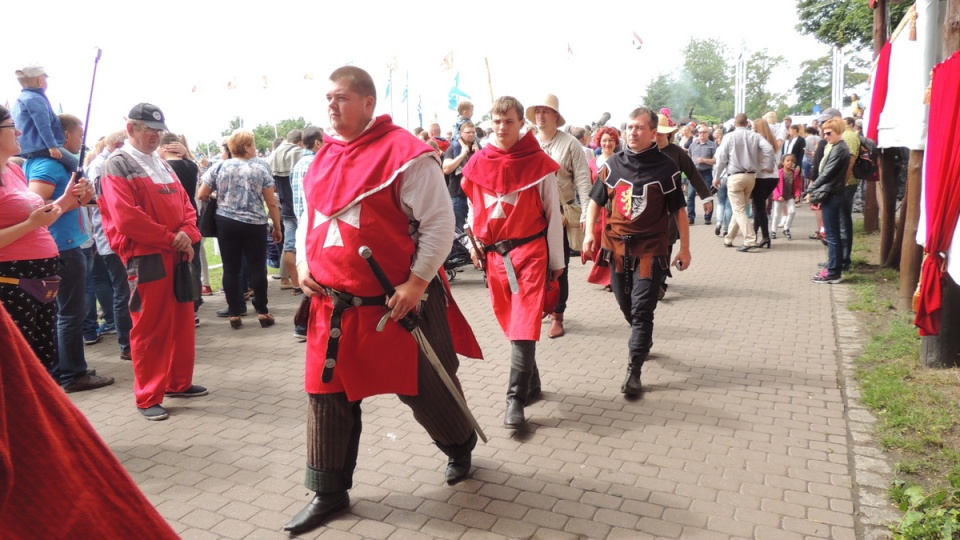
[684,178,697,222]
[686,170,713,223]
[56,247,90,385]
[84,248,115,339]
[839,184,857,268]
[820,193,844,276]
[102,253,133,353]
[451,196,468,233]
[716,184,732,232]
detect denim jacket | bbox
[13,88,65,155]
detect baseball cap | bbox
[128,103,169,131]
[817,107,842,124]
[15,64,47,78]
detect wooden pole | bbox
[898,149,923,310]
[878,149,899,265]
[920,0,960,368]
[484,57,495,105]
[862,0,887,235]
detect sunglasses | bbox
[823,130,834,136]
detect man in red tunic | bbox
[286,66,482,535]
[461,96,564,429]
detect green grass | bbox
[201,237,279,293]
[846,221,960,538]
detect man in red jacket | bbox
[287,66,482,535]
[97,103,206,422]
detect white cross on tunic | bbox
[484,191,518,219]
[314,204,362,248]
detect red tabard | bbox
[461,132,558,340]
[302,116,480,400]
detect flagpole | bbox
[485,57,495,104]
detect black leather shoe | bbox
[217,307,247,317]
[283,492,349,534]
[446,455,471,485]
[504,398,525,428]
[621,368,642,397]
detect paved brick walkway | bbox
[73,209,889,539]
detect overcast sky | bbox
[4,0,834,147]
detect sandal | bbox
[258,314,275,328]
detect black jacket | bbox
[809,141,850,196]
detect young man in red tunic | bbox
[286,66,482,535]
[461,96,565,429]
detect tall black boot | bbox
[504,366,529,428]
[621,355,646,397]
[283,470,351,534]
[505,340,536,428]
[527,363,542,403]
[436,431,477,485]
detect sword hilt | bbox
[358,246,419,332]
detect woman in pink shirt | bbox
[0,105,64,369]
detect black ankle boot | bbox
[504,367,529,428]
[621,356,645,397]
[283,491,350,534]
[436,432,477,485]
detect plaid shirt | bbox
[290,150,315,222]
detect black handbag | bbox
[174,254,201,303]
[198,197,218,237]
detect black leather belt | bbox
[319,286,386,383]
[485,230,546,256]
[731,170,755,174]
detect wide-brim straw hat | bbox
[525,94,566,127]
[657,111,679,134]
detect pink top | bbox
[0,162,59,263]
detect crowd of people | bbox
[0,60,880,534]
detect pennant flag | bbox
[632,31,643,50]
[303,73,314,80]
[448,72,471,110]
[440,51,454,71]
[57,103,63,114]
[401,71,409,103]
[191,84,199,93]
[567,43,574,56]
[227,78,238,90]
[417,95,423,128]
[260,75,269,89]
[385,72,392,98]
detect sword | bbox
[501,252,521,294]
[358,246,487,443]
[463,226,487,271]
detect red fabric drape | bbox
[0,304,179,538]
[867,41,893,142]
[915,51,960,336]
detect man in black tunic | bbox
[581,107,693,397]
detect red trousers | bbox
[130,251,197,408]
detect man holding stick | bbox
[288,66,482,534]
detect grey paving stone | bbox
[66,210,899,539]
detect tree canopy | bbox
[795,0,913,50]
[220,116,311,154]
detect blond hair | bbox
[227,129,256,158]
